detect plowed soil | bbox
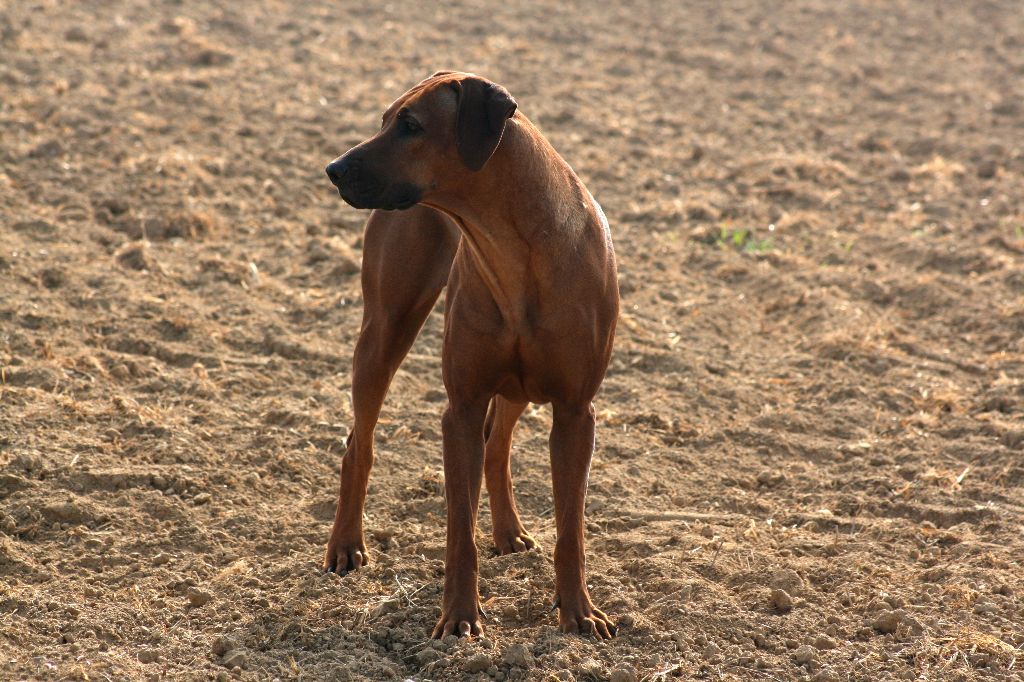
[2,1,1023,680]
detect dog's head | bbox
[326,71,517,210]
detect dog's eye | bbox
[398,113,423,136]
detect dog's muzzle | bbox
[325,156,421,211]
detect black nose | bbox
[325,158,349,186]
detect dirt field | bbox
[2,0,1023,680]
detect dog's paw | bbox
[431,605,484,639]
[555,593,616,640]
[323,537,369,575]
[494,527,539,555]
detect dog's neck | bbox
[423,115,596,317]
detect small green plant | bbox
[716,226,773,253]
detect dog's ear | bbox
[453,77,517,172]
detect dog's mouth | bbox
[337,186,369,209]
[337,183,421,211]
[385,186,422,210]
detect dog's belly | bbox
[493,372,561,405]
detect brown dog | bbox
[324,72,619,639]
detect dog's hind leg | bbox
[483,398,538,554]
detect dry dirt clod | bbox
[871,609,922,636]
[64,26,88,42]
[812,635,837,650]
[221,650,247,669]
[114,240,159,272]
[770,568,804,596]
[327,256,360,280]
[756,469,786,487]
[370,598,401,619]
[977,158,999,178]
[865,598,888,612]
[771,588,794,613]
[464,652,493,673]
[609,669,638,682]
[4,367,61,391]
[792,644,816,665]
[973,600,998,615]
[576,659,603,679]
[502,643,533,667]
[211,635,238,656]
[137,648,159,664]
[187,588,213,607]
[872,610,900,634]
[40,267,66,289]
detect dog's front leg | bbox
[432,399,488,638]
[549,402,616,639]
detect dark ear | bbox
[453,77,517,172]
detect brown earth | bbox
[2,1,1024,680]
